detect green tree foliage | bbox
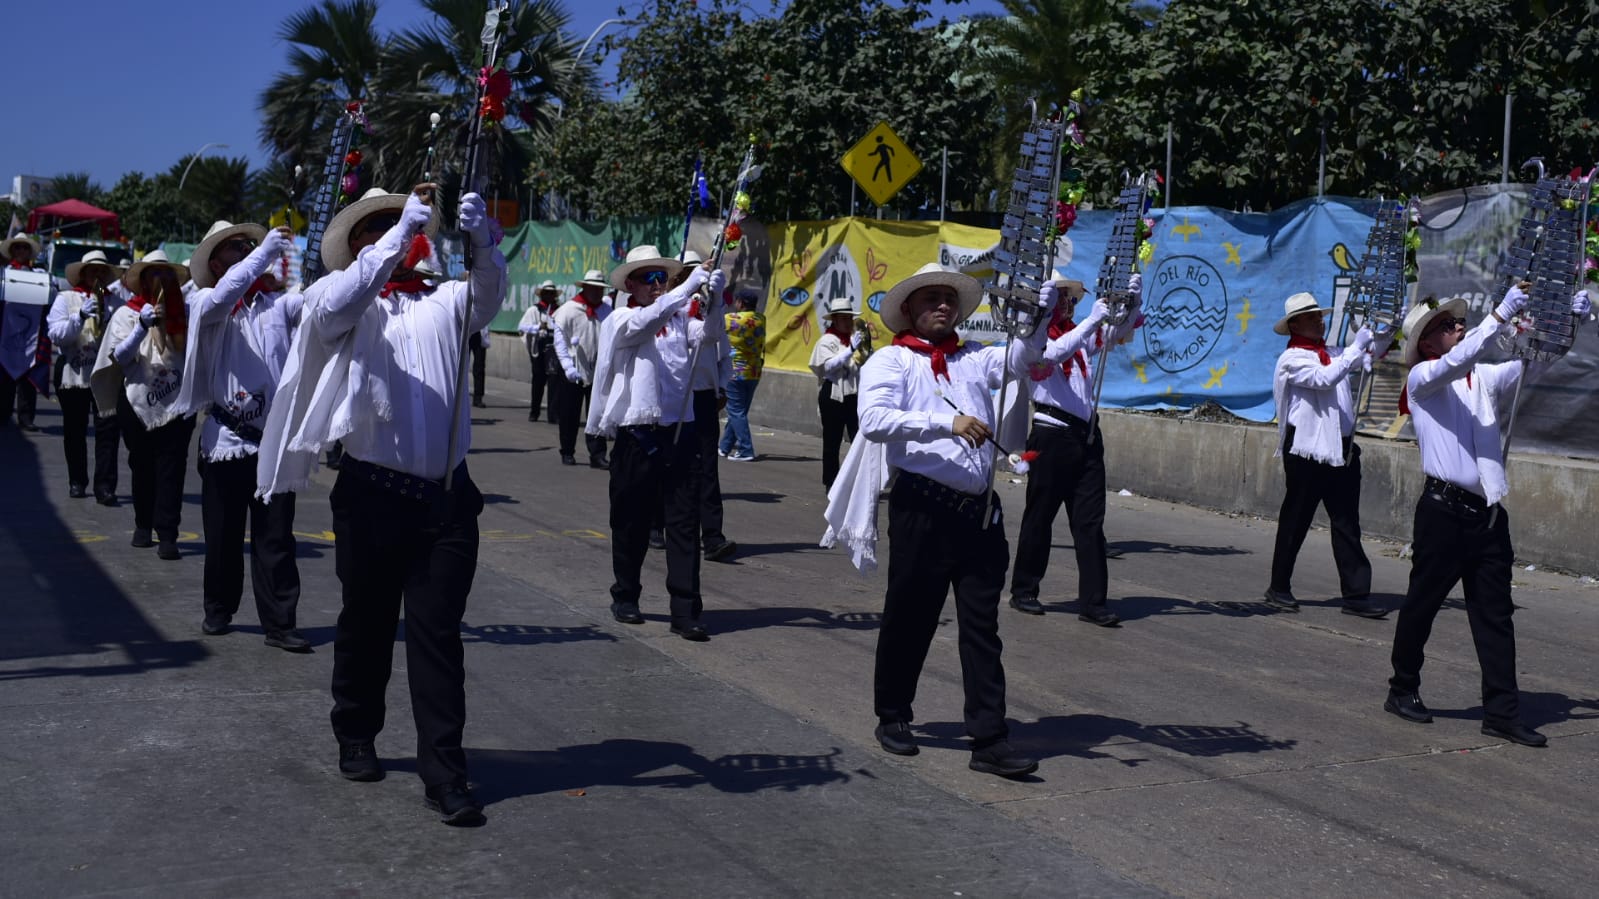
[42,172,106,206]
[258,0,388,181]
[102,173,193,250]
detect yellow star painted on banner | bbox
[1222,242,1243,268]
[1162,385,1178,400]
[1235,299,1255,335]
[1131,360,1148,384]
[1203,361,1230,389]
[1170,217,1201,242]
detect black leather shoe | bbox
[265,629,313,653]
[1077,606,1121,627]
[338,742,384,782]
[559,453,577,466]
[18,420,38,432]
[157,540,181,560]
[610,602,644,624]
[1482,720,1548,747]
[648,529,666,550]
[201,617,232,636]
[874,721,918,756]
[424,781,485,826]
[69,484,87,498]
[130,529,154,548]
[670,622,710,642]
[1341,597,1388,619]
[528,413,538,422]
[472,398,486,408]
[96,493,120,507]
[1384,691,1433,724]
[1262,588,1299,612]
[969,741,1038,778]
[1009,595,1045,615]
[703,540,737,562]
[589,455,609,470]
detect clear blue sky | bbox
[3,0,1002,193]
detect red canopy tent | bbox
[26,199,122,240]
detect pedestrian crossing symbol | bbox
[842,121,922,208]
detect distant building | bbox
[8,175,54,206]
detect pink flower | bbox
[479,67,512,101]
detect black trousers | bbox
[469,334,487,402]
[818,388,858,488]
[199,454,301,631]
[329,462,483,787]
[0,370,38,425]
[1389,494,1520,724]
[118,396,194,540]
[555,378,606,460]
[93,408,121,499]
[1009,419,1109,608]
[58,387,94,487]
[528,355,557,420]
[876,477,1010,748]
[608,426,701,623]
[1269,432,1371,599]
[692,389,726,546]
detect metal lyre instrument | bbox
[1085,170,1155,444]
[300,103,366,289]
[1490,158,1593,510]
[1340,196,1414,412]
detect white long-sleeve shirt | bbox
[689,298,727,392]
[47,287,115,389]
[808,333,859,402]
[587,279,702,436]
[308,223,507,480]
[1406,315,1529,504]
[857,339,1030,496]
[1022,309,1136,427]
[552,299,607,383]
[1272,342,1363,465]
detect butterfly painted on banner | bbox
[789,249,813,283]
[865,247,888,283]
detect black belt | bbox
[1032,402,1094,433]
[209,405,264,443]
[896,471,998,525]
[1423,476,1490,516]
[341,456,446,506]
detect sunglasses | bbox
[219,237,257,254]
[360,213,402,235]
[1426,316,1466,336]
[634,269,669,286]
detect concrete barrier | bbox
[483,336,1598,574]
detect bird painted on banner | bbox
[1328,242,1357,272]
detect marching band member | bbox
[46,250,119,498]
[552,269,610,467]
[176,221,307,651]
[256,184,506,825]
[0,234,50,431]
[90,250,195,558]
[808,297,864,489]
[826,262,1038,778]
[1263,292,1384,618]
[1384,286,1592,747]
[587,245,725,640]
[1006,277,1140,627]
[516,279,560,422]
[676,250,736,563]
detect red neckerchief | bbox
[892,331,961,382]
[688,298,703,320]
[379,277,430,298]
[579,296,599,319]
[1287,334,1331,365]
[231,276,273,315]
[1399,352,1470,415]
[825,326,851,344]
[1047,317,1101,379]
[7,261,27,270]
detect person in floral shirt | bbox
[719,289,765,460]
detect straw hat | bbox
[320,188,440,273]
[189,220,268,289]
[537,279,558,293]
[824,297,855,317]
[577,269,608,288]
[122,250,190,292]
[1401,296,1468,365]
[66,250,116,287]
[609,244,683,291]
[679,249,705,267]
[1272,292,1333,335]
[880,263,982,334]
[0,234,40,259]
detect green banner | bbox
[492,215,681,331]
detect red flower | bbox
[345,101,362,114]
[479,67,512,102]
[345,149,363,167]
[480,94,506,122]
[724,223,743,243]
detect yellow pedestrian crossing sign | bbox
[842,121,922,207]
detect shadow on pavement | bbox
[723,541,820,559]
[916,714,1298,763]
[462,621,619,645]
[721,491,785,503]
[702,606,882,634]
[0,426,209,680]
[1106,539,1252,557]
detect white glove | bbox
[1573,289,1592,317]
[1496,285,1527,321]
[1038,280,1059,317]
[458,192,493,248]
[402,191,433,236]
[138,305,160,328]
[680,265,709,295]
[706,268,727,297]
[565,367,583,384]
[1352,326,1375,351]
[1085,298,1112,325]
[849,330,865,350]
[1126,273,1143,308]
[259,226,294,259]
[78,296,98,320]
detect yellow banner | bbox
[761,217,1003,373]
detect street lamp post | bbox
[177,142,230,192]
[556,18,633,120]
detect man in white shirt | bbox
[46,250,120,498]
[262,184,505,825]
[587,245,725,640]
[674,250,736,562]
[517,280,560,422]
[177,220,307,651]
[551,269,610,467]
[857,262,1038,778]
[1263,292,1384,618]
[1007,277,1140,627]
[1384,286,1591,748]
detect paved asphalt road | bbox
[3,375,1596,898]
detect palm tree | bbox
[43,172,105,206]
[171,155,254,226]
[258,0,388,184]
[376,0,591,207]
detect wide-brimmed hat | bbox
[321,187,440,273]
[881,263,982,334]
[609,244,683,291]
[66,250,116,287]
[1401,296,1468,365]
[537,279,558,293]
[679,249,705,267]
[578,269,608,288]
[824,297,855,317]
[122,250,190,292]
[1,234,40,259]
[190,220,269,289]
[1272,291,1333,335]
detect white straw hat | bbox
[880,263,982,333]
[1273,292,1333,335]
[609,244,684,291]
[190,220,269,289]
